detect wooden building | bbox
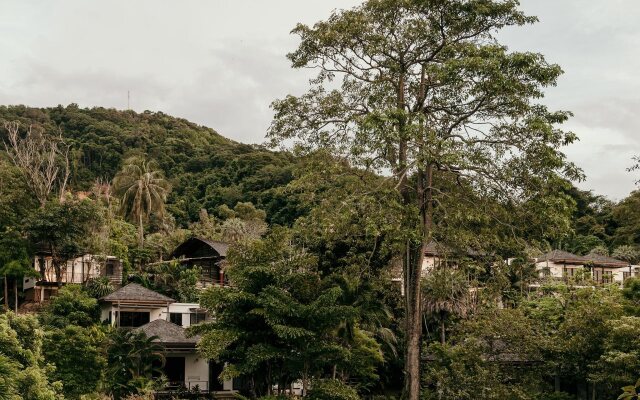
[170,237,229,287]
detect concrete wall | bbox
[534,260,639,284]
[26,254,122,289]
[184,353,209,391]
[159,303,209,328]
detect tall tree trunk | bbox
[138,213,144,248]
[13,278,18,314]
[440,311,446,345]
[3,274,8,310]
[404,166,433,400]
[53,260,63,287]
[405,245,423,400]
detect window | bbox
[106,261,116,276]
[117,311,150,327]
[624,272,631,281]
[170,312,183,326]
[594,269,613,284]
[190,312,206,325]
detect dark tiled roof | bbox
[537,250,630,268]
[171,237,229,258]
[135,319,199,346]
[101,283,175,303]
[537,250,585,264]
[200,239,229,257]
[583,253,629,267]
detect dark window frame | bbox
[190,312,206,325]
[117,311,150,327]
[170,312,183,326]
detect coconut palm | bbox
[105,329,165,398]
[333,273,397,357]
[113,157,170,248]
[422,268,470,345]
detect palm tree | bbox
[113,157,170,248]
[334,273,397,357]
[105,329,165,399]
[422,268,470,345]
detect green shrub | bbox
[307,379,360,400]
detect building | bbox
[534,250,639,285]
[24,253,122,302]
[168,237,229,287]
[100,283,235,395]
[422,240,489,274]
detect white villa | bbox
[534,250,639,285]
[421,240,487,274]
[24,253,123,302]
[99,283,235,395]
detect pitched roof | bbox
[101,283,175,303]
[171,237,229,258]
[135,319,199,346]
[537,250,585,264]
[583,253,629,268]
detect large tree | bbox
[194,229,382,397]
[268,1,579,398]
[113,156,170,248]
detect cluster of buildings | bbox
[422,241,639,286]
[20,236,639,395]
[23,237,237,397]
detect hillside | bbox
[0,104,303,226]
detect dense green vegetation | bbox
[2,104,640,400]
[2,1,640,399]
[0,104,303,227]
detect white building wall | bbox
[160,303,204,328]
[534,260,574,279]
[421,256,439,274]
[26,254,116,288]
[184,353,209,391]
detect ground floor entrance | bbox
[165,357,186,387]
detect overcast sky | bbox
[1,1,638,200]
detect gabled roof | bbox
[583,253,629,268]
[171,237,229,259]
[537,250,585,264]
[135,319,199,346]
[101,283,175,304]
[537,250,630,268]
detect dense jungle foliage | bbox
[0,104,303,227]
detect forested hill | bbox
[0,104,302,226]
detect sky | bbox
[0,0,638,200]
